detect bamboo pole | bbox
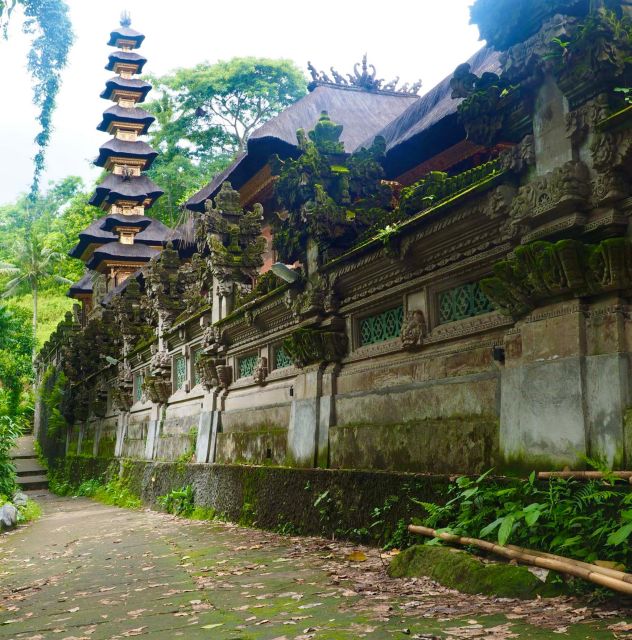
[408,525,632,596]
[504,544,632,585]
[537,470,632,481]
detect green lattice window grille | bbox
[438,281,494,324]
[274,345,293,369]
[174,355,187,390]
[193,349,203,386]
[359,305,404,346]
[238,354,258,378]
[134,373,143,402]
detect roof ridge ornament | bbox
[120,10,131,27]
[307,54,421,95]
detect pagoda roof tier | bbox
[69,214,171,261]
[67,271,94,297]
[105,50,147,73]
[100,76,152,102]
[97,104,155,134]
[89,174,164,209]
[107,24,145,49]
[86,242,160,271]
[95,138,158,169]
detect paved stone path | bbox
[1,493,632,640]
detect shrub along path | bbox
[1,493,632,640]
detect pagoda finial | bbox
[120,10,131,27]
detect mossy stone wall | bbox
[53,455,452,540]
[329,418,499,473]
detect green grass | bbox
[7,290,74,347]
[51,476,142,510]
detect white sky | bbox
[0,0,483,205]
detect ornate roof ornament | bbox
[307,54,421,95]
[120,10,132,27]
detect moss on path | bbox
[0,493,631,639]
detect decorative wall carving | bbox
[252,357,268,385]
[510,160,591,224]
[400,310,426,350]
[283,328,348,368]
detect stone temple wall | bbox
[35,10,632,475]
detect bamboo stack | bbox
[537,470,632,482]
[408,525,632,595]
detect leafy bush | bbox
[158,485,195,517]
[419,470,632,568]
[0,415,23,496]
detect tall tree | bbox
[0,0,74,199]
[0,231,70,359]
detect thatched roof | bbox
[95,138,158,168]
[371,47,501,178]
[67,271,93,296]
[97,105,155,134]
[69,214,171,261]
[185,84,418,211]
[90,174,164,208]
[100,76,152,102]
[106,50,147,73]
[107,25,145,49]
[86,243,159,271]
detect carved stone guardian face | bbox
[401,310,426,350]
[252,357,268,386]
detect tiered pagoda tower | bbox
[68,12,169,316]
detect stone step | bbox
[16,475,48,490]
[17,469,47,478]
[9,435,37,459]
[14,458,47,475]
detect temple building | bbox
[67,13,169,321]
[37,1,632,504]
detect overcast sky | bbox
[0,0,483,205]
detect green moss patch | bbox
[389,544,562,599]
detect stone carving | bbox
[111,361,133,412]
[282,328,348,368]
[201,324,227,356]
[565,95,610,145]
[142,243,187,333]
[307,54,421,94]
[272,113,391,265]
[92,377,109,417]
[450,63,507,146]
[110,277,150,356]
[195,353,222,390]
[400,310,426,350]
[481,237,632,317]
[179,253,211,316]
[216,364,233,389]
[498,135,535,174]
[197,182,266,297]
[252,356,268,385]
[510,160,590,223]
[142,346,172,404]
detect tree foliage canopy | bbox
[1,0,74,199]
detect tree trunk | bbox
[32,282,38,362]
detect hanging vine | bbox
[1,0,74,200]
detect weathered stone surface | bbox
[330,418,499,473]
[12,492,28,508]
[0,503,18,529]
